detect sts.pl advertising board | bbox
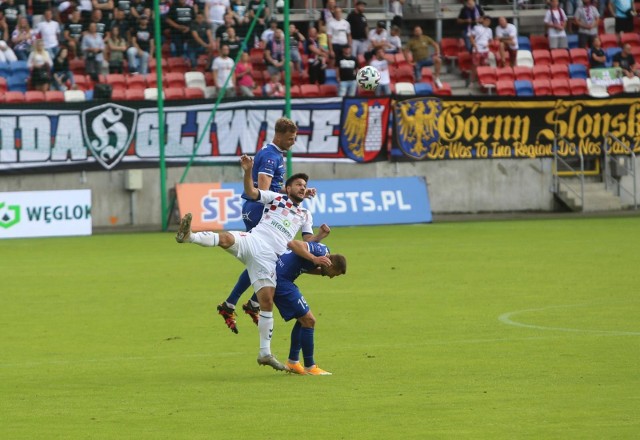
[0,189,92,239]
[176,177,431,232]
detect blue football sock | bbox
[288,321,302,362]
[225,270,251,306]
[301,327,315,368]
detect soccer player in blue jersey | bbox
[276,240,347,376]
[216,117,326,334]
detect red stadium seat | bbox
[319,84,338,96]
[530,35,549,51]
[440,38,461,59]
[290,85,302,97]
[300,84,321,97]
[126,74,147,90]
[608,83,624,95]
[74,75,92,91]
[394,65,414,83]
[251,70,264,86]
[569,78,588,95]
[124,88,145,100]
[550,64,570,80]
[70,58,84,75]
[111,89,126,100]
[105,73,126,90]
[148,57,168,71]
[457,51,472,74]
[394,52,408,66]
[569,48,589,67]
[550,49,570,64]
[166,72,186,88]
[476,66,497,90]
[495,66,514,82]
[184,87,205,99]
[384,53,395,64]
[420,67,434,84]
[5,91,25,102]
[168,57,190,74]
[599,34,619,49]
[496,80,516,96]
[550,78,571,96]
[532,49,552,65]
[513,66,533,81]
[532,65,551,81]
[146,73,169,88]
[44,90,65,102]
[25,91,45,102]
[165,87,185,100]
[204,72,214,86]
[533,79,552,96]
[621,33,640,48]
[0,77,6,93]
[433,82,452,96]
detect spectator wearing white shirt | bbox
[469,15,492,85]
[36,9,61,60]
[574,0,600,49]
[370,47,391,96]
[544,0,568,49]
[386,25,401,54]
[390,0,404,27]
[205,0,230,38]
[327,7,351,63]
[494,17,518,67]
[212,43,236,97]
[260,18,278,46]
[367,20,390,59]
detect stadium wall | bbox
[0,158,556,228]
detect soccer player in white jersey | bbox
[175,154,332,371]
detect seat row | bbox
[478,64,588,91]
[495,77,640,97]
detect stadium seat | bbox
[394,52,408,66]
[168,57,190,74]
[324,69,338,86]
[319,84,338,96]
[622,76,640,93]
[146,73,169,88]
[251,70,264,86]
[7,76,27,92]
[185,71,206,89]
[126,74,147,90]
[184,87,205,99]
[25,90,45,102]
[513,66,533,81]
[532,79,552,96]
[567,34,579,49]
[530,35,549,51]
[64,90,86,102]
[621,33,640,48]
[0,77,6,92]
[164,87,184,100]
[551,78,571,96]
[44,90,65,102]
[300,84,321,97]
[290,85,302,97]
[515,50,534,67]
[631,46,640,60]
[0,62,10,78]
[514,80,534,96]
[148,57,168,72]
[607,83,624,95]
[600,34,619,50]
[11,61,29,76]
[440,38,461,67]
[569,48,589,67]
[477,66,497,91]
[204,86,216,98]
[495,66,514,82]
[111,89,126,100]
[105,73,126,90]
[69,58,84,75]
[5,91,24,102]
[457,51,472,74]
[586,78,609,97]
[143,87,164,100]
[569,78,588,95]
[550,49,570,65]
[414,82,433,96]
[291,69,309,85]
[568,63,588,79]
[433,82,452,96]
[166,72,186,88]
[383,53,395,64]
[394,65,414,83]
[496,80,515,96]
[517,36,531,51]
[125,88,145,100]
[394,82,415,95]
[550,64,570,80]
[605,47,622,67]
[532,49,552,65]
[420,67,434,84]
[74,75,91,91]
[532,65,551,81]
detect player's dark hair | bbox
[275,117,298,134]
[285,173,308,187]
[330,254,347,274]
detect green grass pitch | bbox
[1,217,639,439]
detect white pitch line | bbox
[499,303,640,336]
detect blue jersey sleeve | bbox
[276,242,330,282]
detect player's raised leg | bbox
[175,213,235,248]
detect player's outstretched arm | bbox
[288,240,332,267]
[303,224,331,243]
[241,154,259,200]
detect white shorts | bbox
[225,231,278,291]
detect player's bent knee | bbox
[298,311,316,327]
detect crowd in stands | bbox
[0,0,638,102]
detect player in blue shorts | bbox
[216,117,325,333]
[275,240,347,375]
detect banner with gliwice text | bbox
[176,176,431,231]
[0,98,390,174]
[0,189,92,239]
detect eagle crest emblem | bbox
[394,98,441,160]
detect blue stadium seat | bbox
[10,60,29,76]
[7,75,27,92]
[514,79,534,96]
[517,36,531,51]
[567,34,579,49]
[605,47,622,67]
[414,82,433,95]
[324,68,338,86]
[568,63,588,79]
[0,62,10,78]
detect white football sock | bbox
[258,311,274,358]
[189,232,219,247]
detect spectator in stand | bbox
[544,0,568,49]
[469,15,492,86]
[212,43,236,97]
[457,0,484,52]
[52,46,75,91]
[86,9,109,40]
[58,0,80,25]
[11,17,34,61]
[264,71,284,97]
[320,0,336,28]
[0,11,9,42]
[404,25,442,87]
[116,0,132,21]
[288,23,305,72]
[36,9,61,60]
[0,0,20,35]
[574,0,599,49]
[306,26,328,84]
[32,0,52,29]
[609,0,636,35]
[589,36,606,68]
[28,39,52,92]
[110,8,130,42]
[231,0,248,24]
[264,28,285,76]
[368,20,390,56]
[390,0,404,28]
[106,25,127,73]
[328,7,351,63]
[129,0,146,24]
[246,0,269,42]
[205,0,230,38]
[613,43,639,77]
[92,0,115,22]
[127,14,153,74]
[0,40,17,63]
[82,22,104,81]
[189,11,213,68]
[494,17,518,67]
[63,10,84,57]
[317,22,330,62]
[223,26,242,59]
[337,45,358,97]
[166,0,195,57]
[347,0,368,58]
[369,47,390,95]
[235,51,255,96]
[215,12,236,49]
[78,0,93,23]
[386,25,401,54]
[261,17,278,46]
